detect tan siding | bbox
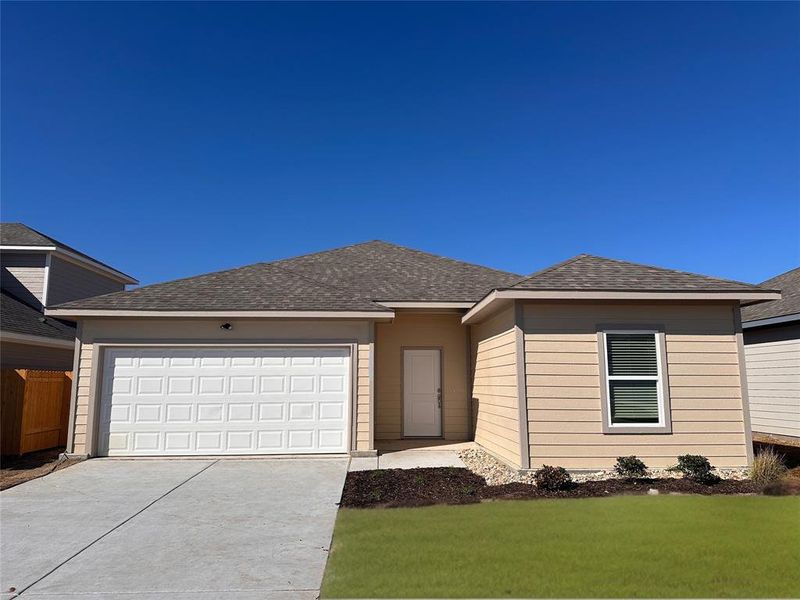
[744,338,800,438]
[46,255,125,306]
[470,306,520,467]
[524,302,749,469]
[374,313,470,441]
[72,341,94,454]
[355,342,372,450]
[1,252,46,308]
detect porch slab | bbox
[349,442,474,471]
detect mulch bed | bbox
[340,467,761,508]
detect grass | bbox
[322,496,800,598]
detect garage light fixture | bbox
[220,322,233,331]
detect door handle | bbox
[437,388,442,408]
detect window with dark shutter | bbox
[604,332,663,425]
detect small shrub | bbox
[750,447,788,485]
[671,454,717,484]
[615,456,648,479]
[533,465,572,490]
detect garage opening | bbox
[96,346,350,456]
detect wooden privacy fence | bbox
[1,369,72,456]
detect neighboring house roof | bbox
[46,242,779,318]
[1,290,75,342]
[507,254,771,293]
[0,222,137,284]
[741,267,800,324]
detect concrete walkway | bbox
[349,441,472,471]
[1,458,348,599]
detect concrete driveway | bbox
[0,458,348,599]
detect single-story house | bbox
[1,223,138,371]
[742,266,799,443]
[47,241,779,470]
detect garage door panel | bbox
[97,346,350,456]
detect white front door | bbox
[97,346,350,456]
[403,349,442,437]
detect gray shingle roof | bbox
[48,243,773,314]
[0,222,136,281]
[50,241,521,312]
[272,241,522,302]
[741,267,800,322]
[1,291,76,341]
[507,254,770,293]
[50,262,392,312]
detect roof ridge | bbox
[759,266,800,287]
[368,240,524,277]
[269,240,382,266]
[507,254,589,288]
[273,239,522,278]
[15,223,56,245]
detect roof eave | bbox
[375,301,475,309]
[462,289,782,325]
[0,330,75,348]
[44,308,395,320]
[742,312,800,329]
[0,245,138,284]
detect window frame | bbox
[598,328,672,434]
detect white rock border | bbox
[458,447,750,486]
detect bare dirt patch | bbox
[340,467,760,508]
[0,448,82,491]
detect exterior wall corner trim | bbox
[514,301,530,470]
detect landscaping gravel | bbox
[458,447,750,485]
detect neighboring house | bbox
[1,223,138,370]
[741,267,800,443]
[46,241,778,470]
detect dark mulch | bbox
[341,467,486,508]
[340,467,761,509]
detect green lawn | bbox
[322,496,800,598]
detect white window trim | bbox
[600,329,671,432]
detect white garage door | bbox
[97,346,350,456]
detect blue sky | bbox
[2,1,798,286]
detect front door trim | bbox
[401,346,443,438]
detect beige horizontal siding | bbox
[355,343,372,451]
[524,302,749,469]
[471,306,520,467]
[1,252,46,308]
[72,341,94,454]
[745,338,800,439]
[374,313,469,441]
